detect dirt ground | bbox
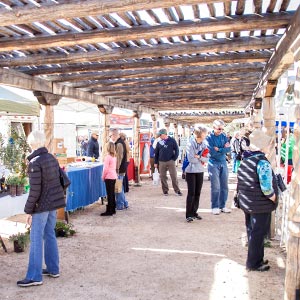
[0,168,286,300]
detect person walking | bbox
[154,128,182,196]
[185,125,209,222]
[237,129,278,272]
[206,120,231,215]
[87,131,100,159]
[101,141,117,216]
[17,131,65,287]
[110,128,129,210]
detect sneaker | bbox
[42,269,60,278]
[186,217,194,223]
[17,279,43,287]
[247,265,270,272]
[163,191,168,196]
[221,207,231,213]
[212,208,220,215]
[176,191,183,196]
[193,215,202,220]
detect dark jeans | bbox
[244,211,271,269]
[123,162,129,193]
[105,179,116,213]
[185,172,204,218]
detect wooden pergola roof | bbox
[0,0,299,124]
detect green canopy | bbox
[0,86,40,116]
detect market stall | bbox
[66,163,106,211]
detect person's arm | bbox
[154,143,160,166]
[102,155,109,180]
[173,139,179,160]
[24,161,42,214]
[87,141,93,157]
[257,160,276,202]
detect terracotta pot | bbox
[10,185,17,197]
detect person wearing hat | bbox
[206,119,231,215]
[154,128,182,196]
[237,129,279,272]
[87,131,100,159]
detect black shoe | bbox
[182,173,186,179]
[193,215,202,220]
[176,191,183,196]
[186,217,194,223]
[163,191,168,196]
[262,259,269,265]
[42,269,60,278]
[100,211,114,216]
[247,265,270,272]
[17,279,43,287]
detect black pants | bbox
[105,179,116,213]
[244,212,271,269]
[123,162,129,193]
[185,172,204,218]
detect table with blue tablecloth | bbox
[66,163,106,211]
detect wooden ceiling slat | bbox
[0,12,291,52]
[0,36,280,67]
[280,0,291,11]
[174,6,185,21]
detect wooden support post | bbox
[98,104,113,158]
[174,123,179,143]
[284,61,300,300]
[262,80,278,239]
[33,91,61,154]
[151,114,158,136]
[133,110,142,186]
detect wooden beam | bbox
[0,0,234,27]
[255,6,300,96]
[0,36,280,67]
[0,13,292,52]
[20,51,271,76]
[0,67,52,92]
[47,63,264,83]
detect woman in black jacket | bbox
[17,131,66,287]
[237,129,278,272]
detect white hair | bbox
[27,131,46,149]
[213,119,225,128]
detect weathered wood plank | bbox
[0,13,291,52]
[20,51,270,75]
[0,36,279,67]
[0,0,232,27]
[46,63,264,82]
[255,6,300,95]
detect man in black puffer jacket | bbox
[237,129,278,273]
[17,131,65,287]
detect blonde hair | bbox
[27,131,46,149]
[106,141,116,157]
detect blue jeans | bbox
[115,175,128,210]
[26,210,59,281]
[208,161,229,209]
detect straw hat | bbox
[249,129,272,151]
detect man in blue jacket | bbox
[206,120,231,214]
[154,128,182,196]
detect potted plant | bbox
[16,176,28,196]
[5,174,20,197]
[55,221,76,238]
[9,230,30,253]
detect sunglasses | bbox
[215,128,224,131]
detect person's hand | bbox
[154,164,158,168]
[214,147,219,152]
[224,142,230,147]
[269,194,276,202]
[26,215,32,227]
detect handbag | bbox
[59,167,71,190]
[276,173,287,192]
[115,178,123,193]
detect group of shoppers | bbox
[16,119,279,287]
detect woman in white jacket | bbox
[185,125,209,222]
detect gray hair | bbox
[27,131,46,149]
[193,125,208,138]
[213,119,225,128]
